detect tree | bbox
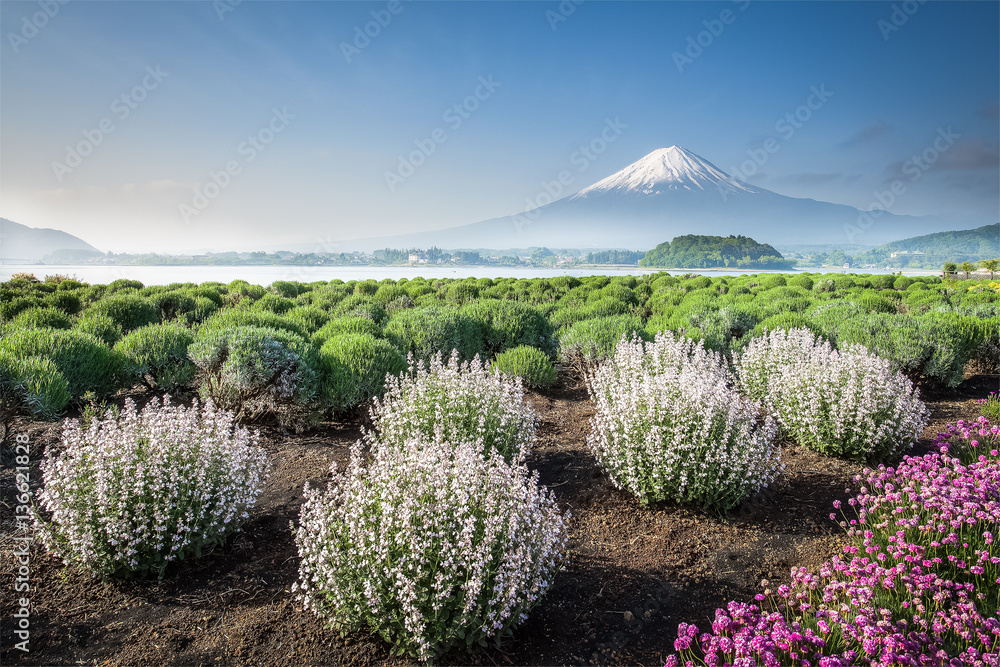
[981,258,999,279]
[943,261,957,276]
[959,260,975,278]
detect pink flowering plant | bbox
[369,350,537,463]
[34,396,270,579]
[936,415,1000,465]
[292,434,569,662]
[734,327,929,462]
[664,418,1000,667]
[586,331,781,510]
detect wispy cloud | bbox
[841,121,890,148]
[931,139,999,171]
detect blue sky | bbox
[2,0,997,253]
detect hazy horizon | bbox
[2,1,998,254]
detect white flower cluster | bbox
[35,396,270,578]
[292,435,568,662]
[369,350,537,462]
[733,327,930,462]
[585,331,781,510]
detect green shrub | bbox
[0,296,43,321]
[787,275,814,291]
[271,280,304,299]
[0,328,124,398]
[893,276,915,290]
[0,352,71,421]
[331,295,388,325]
[189,326,320,422]
[115,323,196,392]
[492,345,557,389]
[318,334,406,411]
[868,274,896,290]
[384,306,483,363]
[251,292,296,315]
[311,316,383,348]
[74,314,123,346]
[44,290,83,315]
[354,279,379,296]
[558,314,648,368]
[201,309,308,340]
[84,293,158,333]
[13,306,74,330]
[284,306,331,334]
[372,284,408,306]
[461,300,555,357]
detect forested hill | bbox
[639,234,795,269]
[852,223,999,268]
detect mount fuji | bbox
[342,146,972,251]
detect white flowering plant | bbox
[369,350,537,462]
[585,331,781,511]
[34,396,270,579]
[733,327,929,462]
[292,434,569,662]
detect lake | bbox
[0,264,940,286]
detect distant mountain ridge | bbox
[853,223,999,268]
[336,146,976,251]
[0,218,100,262]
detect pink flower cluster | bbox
[935,415,1000,465]
[665,416,1000,667]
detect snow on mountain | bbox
[573,146,760,197]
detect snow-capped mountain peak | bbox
[572,145,758,198]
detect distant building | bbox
[889,250,925,259]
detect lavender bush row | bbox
[292,435,569,662]
[369,350,537,463]
[734,327,929,462]
[35,397,270,578]
[586,331,781,510]
[665,417,1000,667]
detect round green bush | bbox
[354,279,379,296]
[201,309,308,340]
[114,323,196,391]
[558,314,648,368]
[0,352,70,420]
[74,314,123,346]
[13,306,74,330]
[384,306,483,363]
[44,290,83,315]
[331,295,387,325]
[251,292,296,315]
[0,328,124,399]
[492,345,557,389]
[787,275,814,291]
[460,299,555,357]
[319,334,406,411]
[311,316,383,348]
[284,306,331,334]
[189,326,320,421]
[84,293,158,333]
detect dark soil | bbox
[2,372,997,667]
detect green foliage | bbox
[0,351,71,420]
[787,274,814,291]
[385,306,484,363]
[84,293,158,333]
[558,314,648,368]
[74,314,123,346]
[114,323,196,392]
[460,299,555,357]
[492,345,557,389]
[271,280,305,298]
[44,290,83,315]
[13,306,75,330]
[284,306,331,334]
[319,334,406,411]
[250,292,296,315]
[0,328,124,398]
[201,309,308,340]
[312,316,384,348]
[189,326,320,421]
[354,279,379,296]
[331,295,388,325]
[640,234,794,269]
